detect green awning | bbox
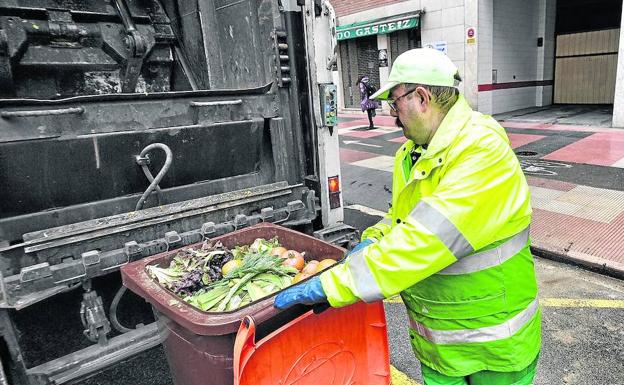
[336,12,421,41]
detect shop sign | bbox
[336,16,420,41]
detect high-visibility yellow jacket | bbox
[319,95,540,376]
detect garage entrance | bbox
[553,0,622,104]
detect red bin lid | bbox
[233,301,390,385]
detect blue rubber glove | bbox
[348,239,374,256]
[274,276,327,310]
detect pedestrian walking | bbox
[275,48,541,385]
[357,75,380,129]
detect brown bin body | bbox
[121,223,346,385]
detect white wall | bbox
[613,6,624,127]
[477,0,555,114]
[464,0,479,108]
[477,0,493,113]
[535,0,556,107]
[492,0,538,114]
[420,0,468,97]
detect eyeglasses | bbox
[387,89,417,111]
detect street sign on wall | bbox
[378,49,388,67]
[336,15,420,41]
[424,41,448,54]
[466,27,477,44]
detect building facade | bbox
[330,0,624,126]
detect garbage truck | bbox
[0,0,358,383]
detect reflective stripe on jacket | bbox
[319,95,541,376]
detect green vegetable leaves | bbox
[188,252,298,312]
[249,237,280,254]
[145,265,184,290]
[146,241,233,296]
[147,238,299,312]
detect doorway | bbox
[339,35,380,109]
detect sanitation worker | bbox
[275,48,541,385]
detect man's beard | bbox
[395,118,404,128]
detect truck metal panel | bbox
[0,1,350,383]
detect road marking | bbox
[343,140,382,148]
[351,155,395,172]
[385,296,624,308]
[540,298,624,308]
[345,204,387,217]
[391,365,422,385]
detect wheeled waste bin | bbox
[121,223,390,385]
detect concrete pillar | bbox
[477,0,493,114]
[377,34,391,113]
[464,0,479,109]
[613,5,624,127]
[535,0,556,107]
[334,47,346,110]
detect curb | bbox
[531,241,624,280]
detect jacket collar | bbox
[397,94,473,160]
[423,94,473,158]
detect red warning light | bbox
[328,176,340,193]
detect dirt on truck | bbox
[0,1,354,384]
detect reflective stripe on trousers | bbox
[409,299,539,344]
[437,227,530,275]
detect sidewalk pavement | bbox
[337,111,624,278]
